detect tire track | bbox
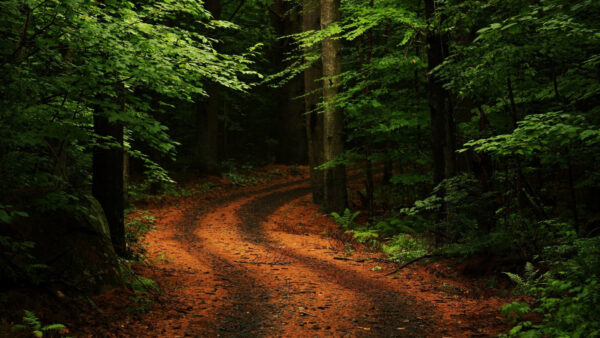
[234,184,433,337]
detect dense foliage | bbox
[0,0,256,286]
[1,0,598,335]
[0,0,255,199]
[286,0,599,335]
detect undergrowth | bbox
[11,310,66,337]
[125,210,156,260]
[500,236,600,337]
[119,260,161,313]
[330,208,430,261]
[122,209,161,312]
[128,181,214,203]
[332,188,600,337]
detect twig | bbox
[385,254,436,276]
[228,0,246,21]
[234,260,292,266]
[333,257,397,264]
[333,256,352,261]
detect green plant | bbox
[194,182,214,194]
[331,209,381,247]
[382,234,429,262]
[222,172,260,186]
[501,237,600,337]
[373,216,419,236]
[348,228,380,246]
[161,184,193,198]
[11,310,66,337]
[330,209,360,230]
[154,252,174,264]
[125,210,156,260]
[501,301,532,325]
[119,260,161,313]
[0,208,48,285]
[127,182,152,202]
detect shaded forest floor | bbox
[2,166,526,337]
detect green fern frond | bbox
[504,272,525,287]
[42,323,66,331]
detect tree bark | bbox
[425,0,456,185]
[303,0,325,204]
[123,138,130,208]
[196,83,219,173]
[271,0,307,164]
[92,107,126,257]
[382,140,393,185]
[195,0,221,173]
[321,0,347,213]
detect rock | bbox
[4,193,122,294]
[82,194,111,238]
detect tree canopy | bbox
[1,0,599,336]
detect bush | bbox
[125,210,156,260]
[501,236,600,337]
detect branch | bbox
[234,260,292,265]
[333,256,397,264]
[228,0,246,21]
[385,254,436,276]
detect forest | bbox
[0,0,599,336]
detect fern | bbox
[12,310,66,337]
[504,272,525,288]
[349,228,379,245]
[331,208,360,229]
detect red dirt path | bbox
[77,165,518,337]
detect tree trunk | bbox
[303,0,325,204]
[382,140,393,185]
[363,2,375,216]
[123,140,130,208]
[567,160,580,233]
[425,0,455,185]
[195,0,221,173]
[92,108,126,257]
[321,0,347,213]
[196,83,219,173]
[271,0,308,164]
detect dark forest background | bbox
[1,0,599,335]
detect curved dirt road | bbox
[83,170,510,337]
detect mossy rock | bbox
[2,194,122,294]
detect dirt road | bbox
[80,169,511,337]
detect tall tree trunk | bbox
[365,144,375,216]
[363,1,375,216]
[382,140,393,185]
[321,0,347,213]
[303,0,325,204]
[93,105,126,257]
[195,0,221,173]
[123,135,130,208]
[567,160,580,233]
[196,83,219,173]
[272,0,308,164]
[425,0,455,185]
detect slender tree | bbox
[425,0,456,185]
[92,99,126,257]
[271,0,307,164]
[303,0,325,204]
[195,0,221,173]
[321,0,347,212]
[278,74,308,164]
